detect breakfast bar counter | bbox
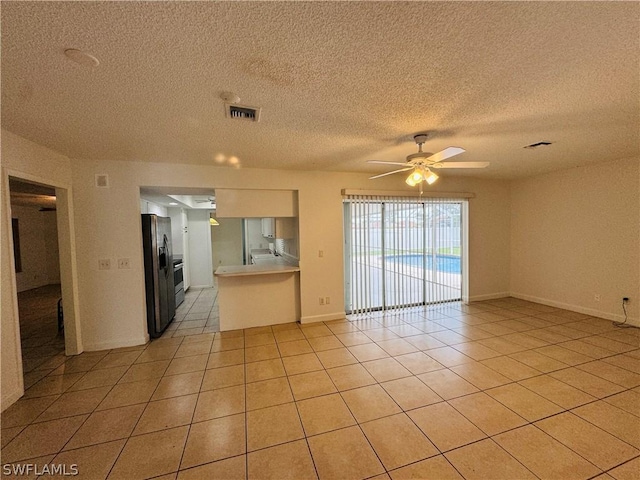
[214,264,300,277]
[214,263,301,331]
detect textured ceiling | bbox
[2,2,638,179]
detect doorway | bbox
[4,174,81,405]
[8,178,66,387]
[344,194,468,314]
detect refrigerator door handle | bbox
[159,235,169,271]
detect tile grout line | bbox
[5,295,638,479]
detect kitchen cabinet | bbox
[261,218,275,238]
[261,217,295,239]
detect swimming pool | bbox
[385,254,461,274]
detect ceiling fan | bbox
[368,134,489,187]
[195,197,215,206]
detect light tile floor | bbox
[165,287,220,336]
[2,294,639,480]
[14,284,67,392]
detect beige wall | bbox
[510,157,640,324]
[1,129,513,410]
[70,158,512,333]
[1,129,76,410]
[4,129,637,413]
[10,206,60,292]
[187,209,214,287]
[42,210,61,285]
[212,218,244,268]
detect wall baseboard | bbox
[300,312,346,324]
[83,335,148,352]
[189,284,214,290]
[1,388,24,412]
[468,292,510,302]
[510,292,640,327]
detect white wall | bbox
[510,157,640,324]
[1,129,79,411]
[211,218,243,268]
[187,209,214,287]
[140,199,167,216]
[11,205,60,292]
[245,218,267,259]
[167,207,185,255]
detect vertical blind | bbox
[344,194,465,315]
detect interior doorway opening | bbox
[8,178,66,388]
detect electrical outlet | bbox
[117,258,131,269]
[318,250,324,258]
[98,259,111,270]
[594,294,600,302]
[319,297,325,306]
[325,296,331,305]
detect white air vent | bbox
[95,174,109,188]
[226,103,261,122]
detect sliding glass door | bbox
[344,195,465,314]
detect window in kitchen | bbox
[343,193,468,314]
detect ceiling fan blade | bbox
[366,160,410,166]
[369,167,413,179]
[433,162,490,169]
[426,147,466,163]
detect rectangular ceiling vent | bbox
[226,103,261,122]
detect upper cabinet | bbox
[261,218,275,238]
[261,217,295,239]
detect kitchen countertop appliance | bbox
[142,214,176,338]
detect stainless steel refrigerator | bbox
[142,214,176,338]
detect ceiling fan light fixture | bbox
[425,169,439,185]
[367,132,485,186]
[405,167,438,187]
[406,169,423,186]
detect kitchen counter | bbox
[215,263,300,277]
[214,261,300,331]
